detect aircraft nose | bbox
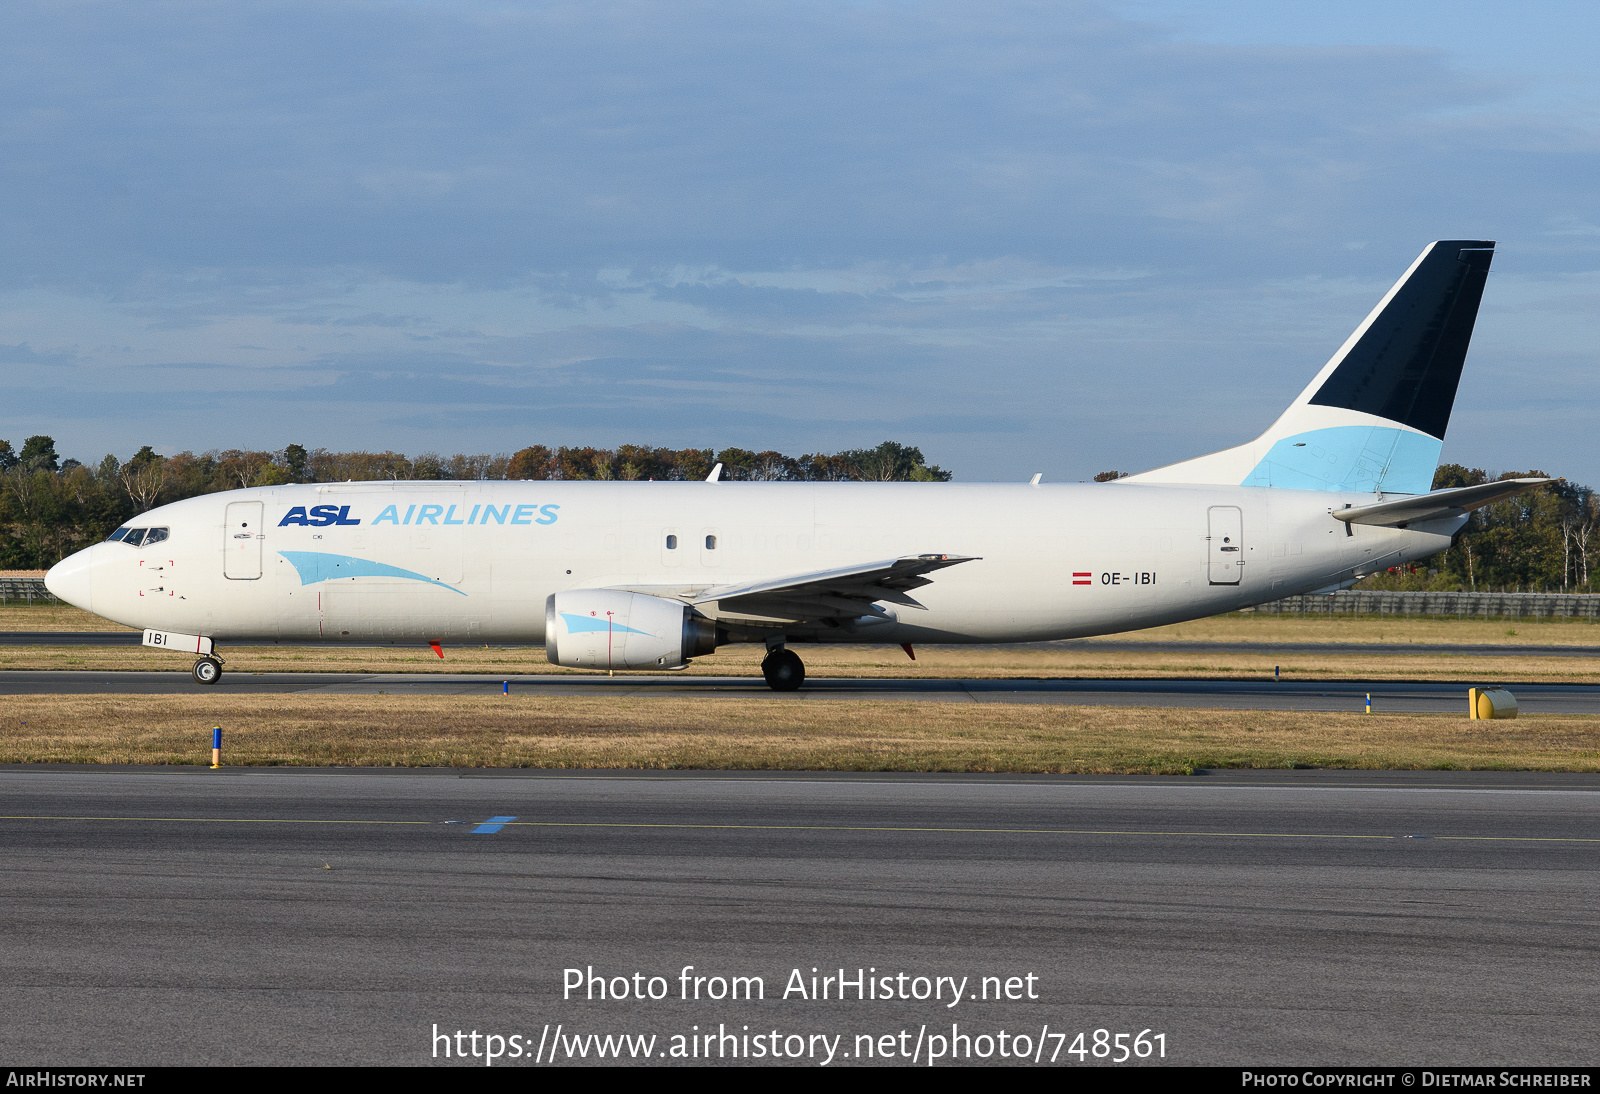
[45,547,94,612]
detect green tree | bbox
[20,436,59,471]
[282,444,309,483]
[507,445,553,479]
[119,446,166,512]
[251,464,292,487]
[831,441,951,482]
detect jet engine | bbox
[545,590,720,669]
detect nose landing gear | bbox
[191,657,224,685]
[761,647,805,691]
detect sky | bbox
[2,1,1596,483]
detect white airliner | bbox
[46,240,1544,689]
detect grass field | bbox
[6,600,1600,644]
[4,693,1597,773]
[4,599,1600,681]
[4,640,1600,682]
[0,603,135,631]
[7,603,1598,772]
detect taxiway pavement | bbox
[2,668,1597,713]
[1,766,1596,1066]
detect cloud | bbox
[0,2,1595,483]
[0,341,73,365]
[1,1,1571,286]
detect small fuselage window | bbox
[705,535,717,550]
[110,527,168,547]
[666,534,678,550]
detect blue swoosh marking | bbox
[559,611,651,637]
[278,551,467,595]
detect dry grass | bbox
[2,693,1596,772]
[0,603,135,631]
[3,600,1598,684]
[1111,613,1600,646]
[5,602,1600,646]
[3,641,1599,683]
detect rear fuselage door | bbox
[224,501,264,579]
[1207,506,1243,586]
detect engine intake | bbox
[545,590,720,670]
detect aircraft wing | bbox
[609,553,979,625]
[1331,478,1552,527]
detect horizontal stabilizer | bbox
[1332,478,1551,527]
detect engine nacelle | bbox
[545,590,719,669]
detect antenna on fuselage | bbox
[706,462,723,482]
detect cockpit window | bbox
[110,527,168,547]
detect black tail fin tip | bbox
[1309,240,1495,440]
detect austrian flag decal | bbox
[1072,572,1092,585]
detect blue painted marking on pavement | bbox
[472,815,518,834]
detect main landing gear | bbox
[761,647,805,691]
[191,656,223,686]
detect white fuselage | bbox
[47,480,1458,648]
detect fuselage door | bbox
[224,501,264,580]
[1207,506,1243,586]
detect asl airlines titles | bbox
[276,503,562,528]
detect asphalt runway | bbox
[5,630,1600,658]
[4,668,1599,713]
[1,767,1596,1066]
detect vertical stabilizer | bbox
[1126,240,1494,494]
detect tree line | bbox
[5,434,1594,591]
[1360,464,1600,594]
[0,436,949,569]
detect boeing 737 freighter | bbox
[46,240,1545,689]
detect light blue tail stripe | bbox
[1242,426,1440,494]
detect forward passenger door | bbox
[224,501,263,580]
